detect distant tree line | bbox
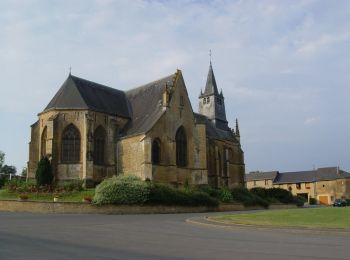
[0,150,17,175]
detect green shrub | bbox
[267,188,294,204]
[196,185,221,199]
[250,187,269,200]
[148,183,219,207]
[35,157,53,186]
[346,199,350,206]
[0,175,7,188]
[4,178,36,192]
[309,197,317,205]
[219,188,233,203]
[231,187,269,208]
[93,175,150,205]
[57,180,84,192]
[293,195,305,207]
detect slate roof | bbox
[247,167,350,184]
[123,73,176,136]
[201,62,219,97]
[245,171,278,181]
[43,75,130,118]
[274,171,316,184]
[194,113,235,141]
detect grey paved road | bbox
[0,211,349,260]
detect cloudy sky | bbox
[1,0,349,173]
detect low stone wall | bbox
[0,200,297,215]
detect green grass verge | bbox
[0,189,95,202]
[210,207,350,229]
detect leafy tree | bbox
[1,165,17,175]
[21,167,27,177]
[35,157,53,186]
[0,150,4,171]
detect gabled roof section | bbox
[274,171,316,184]
[123,73,177,136]
[316,167,350,181]
[202,62,219,96]
[252,167,350,184]
[245,171,279,181]
[43,75,130,118]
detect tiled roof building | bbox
[245,167,350,204]
[28,63,245,188]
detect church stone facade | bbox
[28,63,245,188]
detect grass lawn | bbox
[0,189,95,203]
[210,207,350,229]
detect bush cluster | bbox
[93,175,151,205]
[346,199,350,206]
[92,177,219,207]
[266,188,295,204]
[231,187,269,208]
[309,197,317,205]
[4,178,83,194]
[148,184,218,207]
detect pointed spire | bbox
[235,118,240,137]
[203,62,219,96]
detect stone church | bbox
[28,63,245,188]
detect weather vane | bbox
[209,49,212,63]
[69,66,72,75]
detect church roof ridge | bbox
[126,72,176,95]
[42,74,131,118]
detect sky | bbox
[0,0,349,174]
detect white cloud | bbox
[304,116,321,126]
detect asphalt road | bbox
[0,211,349,260]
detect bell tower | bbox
[199,62,228,130]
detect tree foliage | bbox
[35,157,53,186]
[0,150,4,170]
[1,165,16,175]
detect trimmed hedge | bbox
[267,188,294,204]
[231,187,269,208]
[148,184,219,207]
[93,175,150,205]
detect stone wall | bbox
[0,200,297,215]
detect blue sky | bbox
[0,0,349,173]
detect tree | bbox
[0,150,4,171]
[21,167,28,177]
[1,165,16,175]
[35,157,53,186]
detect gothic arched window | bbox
[176,126,187,167]
[62,124,81,163]
[94,126,106,165]
[152,138,161,165]
[41,126,47,157]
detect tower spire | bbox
[203,60,219,96]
